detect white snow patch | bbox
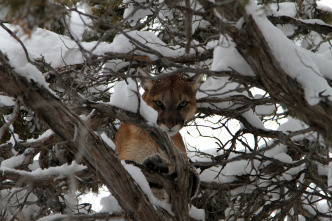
[100,194,123,214]
[68,7,92,40]
[30,161,86,177]
[317,0,332,12]
[1,154,25,168]
[1,161,86,178]
[110,78,157,125]
[122,162,172,213]
[265,2,297,17]
[189,205,205,220]
[211,36,255,76]
[123,0,153,26]
[26,129,53,143]
[241,109,265,130]
[109,30,198,59]
[100,132,116,150]
[0,95,15,107]
[37,214,66,221]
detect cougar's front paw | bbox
[143,154,169,174]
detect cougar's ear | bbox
[137,68,153,91]
[188,74,203,91]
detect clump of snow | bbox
[1,154,25,168]
[102,59,130,74]
[246,1,332,105]
[211,36,255,76]
[37,214,67,221]
[199,158,259,183]
[316,0,332,12]
[272,152,293,164]
[26,129,53,143]
[100,132,116,150]
[276,24,296,37]
[0,95,15,107]
[254,103,276,116]
[189,205,205,221]
[15,62,50,89]
[110,78,157,125]
[241,109,265,130]
[100,194,123,214]
[68,7,92,40]
[122,162,172,212]
[265,2,297,17]
[29,161,87,177]
[109,30,198,60]
[277,117,315,141]
[123,0,153,26]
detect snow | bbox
[1,153,25,168]
[189,205,205,221]
[246,1,332,105]
[26,129,53,143]
[109,30,199,60]
[241,109,265,130]
[211,35,255,76]
[68,7,92,40]
[317,0,332,12]
[0,95,15,107]
[103,59,130,74]
[122,162,172,212]
[100,194,123,214]
[37,214,67,221]
[31,161,86,177]
[265,2,297,17]
[254,103,276,116]
[123,0,153,26]
[1,161,87,178]
[100,132,116,150]
[276,24,296,37]
[277,117,316,141]
[110,78,157,124]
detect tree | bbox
[0,0,332,220]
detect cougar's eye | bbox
[179,101,188,109]
[154,100,164,108]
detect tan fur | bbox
[115,69,201,164]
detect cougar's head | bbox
[138,68,202,137]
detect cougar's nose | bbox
[164,120,184,129]
[165,122,176,129]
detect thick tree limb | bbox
[268,15,332,36]
[104,49,213,66]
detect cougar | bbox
[114,68,201,200]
